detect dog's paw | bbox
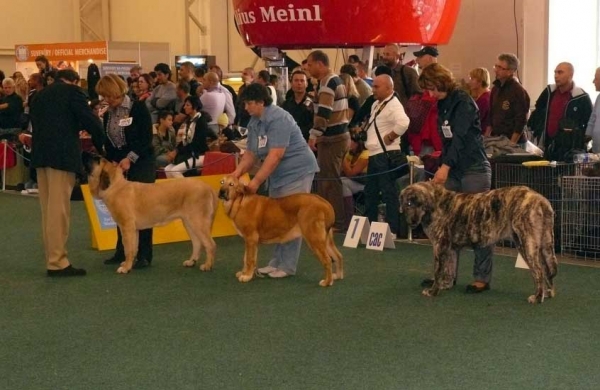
[116,266,130,274]
[199,263,212,272]
[527,294,543,304]
[238,273,253,283]
[422,288,435,297]
[333,273,344,281]
[546,288,556,298]
[182,259,196,267]
[319,279,333,287]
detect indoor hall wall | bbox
[438,0,547,100]
[0,0,78,74]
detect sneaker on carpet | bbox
[257,265,278,275]
[268,269,289,278]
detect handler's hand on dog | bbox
[119,158,131,172]
[432,164,449,184]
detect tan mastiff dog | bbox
[218,176,344,287]
[83,153,217,274]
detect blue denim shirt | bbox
[247,104,319,189]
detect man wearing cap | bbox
[413,46,439,71]
[380,43,421,105]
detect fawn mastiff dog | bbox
[400,182,558,303]
[218,176,344,287]
[83,153,217,274]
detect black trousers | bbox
[365,153,402,234]
[111,156,156,262]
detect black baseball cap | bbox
[413,46,439,57]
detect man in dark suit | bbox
[30,69,104,277]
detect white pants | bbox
[164,156,205,178]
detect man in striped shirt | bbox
[307,50,350,231]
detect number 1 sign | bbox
[343,216,370,248]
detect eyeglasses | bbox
[493,64,510,71]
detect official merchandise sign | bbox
[231,0,461,48]
[366,222,396,251]
[100,62,138,78]
[14,41,108,62]
[81,175,245,251]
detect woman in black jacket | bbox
[418,63,493,294]
[95,74,155,269]
[164,96,214,178]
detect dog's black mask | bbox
[81,151,102,176]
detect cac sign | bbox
[231,0,461,48]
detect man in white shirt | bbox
[201,72,235,135]
[586,67,600,152]
[363,74,410,237]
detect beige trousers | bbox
[36,167,76,270]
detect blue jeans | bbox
[266,173,315,274]
[446,166,493,283]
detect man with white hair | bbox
[362,74,410,238]
[528,62,592,159]
[585,67,600,152]
[0,77,24,134]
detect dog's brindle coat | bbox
[218,176,344,287]
[83,153,217,274]
[400,182,558,303]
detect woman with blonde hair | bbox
[95,73,155,269]
[418,63,493,294]
[468,67,491,131]
[340,72,360,124]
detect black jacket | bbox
[437,89,488,176]
[176,112,213,163]
[30,80,104,173]
[102,100,153,164]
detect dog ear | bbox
[99,169,111,191]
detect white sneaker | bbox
[257,265,278,275]
[268,269,289,278]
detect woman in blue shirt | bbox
[231,83,319,278]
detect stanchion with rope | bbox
[1,140,7,192]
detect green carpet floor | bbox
[1,192,600,390]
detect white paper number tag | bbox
[119,117,133,127]
[441,125,453,138]
[515,253,529,269]
[258,135,268,148]
[366,222,396,251]
[343,216,370,248]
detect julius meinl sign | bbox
[234,3,322,25]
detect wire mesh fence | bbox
[493,162,595,254]
[561,176,600,262]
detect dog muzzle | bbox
[218,189,228,200]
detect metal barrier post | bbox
[407,161,414,242]
[1,140,7,192]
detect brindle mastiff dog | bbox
[83,153,217,274]
[218,176,344,287]
[400,182,558,303]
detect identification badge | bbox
[441,125,453,138]
[258,135,268,148]
[119,117,133,127]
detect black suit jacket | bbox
[30,80,104,173]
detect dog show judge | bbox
[230,83,319,279]
[418,63,493,294]
[95,74,156,270]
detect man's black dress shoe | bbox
[47,265,87,277]
[103,256,124,265]
[133,259,151,269]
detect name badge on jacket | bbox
[119,117,133,127]
[441,124,453,138]
[258,135,268,148]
